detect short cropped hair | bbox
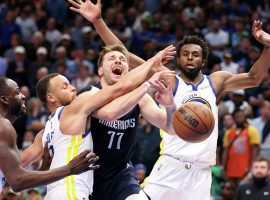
[0,77,9,97]
[97,44,129,67]
[176,35,209,63]
[36,73,59,104]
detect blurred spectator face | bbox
[233,110,246,128]
[32,32,44,46]
[74,15,83,27]
[36,67,49,81]
[79,65,89,78]
[232,94,244,107]
[86,49,98,61]
[239,37,251,50]
[6,11,15,23]
[127,7,137,22]
[249,47,260,61]
[47,18,56,30]
[161,20,171,34]
[212,20,221,32]
[223,114,234,129]
[20,86,30,99]
[252,160,269,179]
[55,47,66,60]
[11,34,21,48]
[259,101,270,118]
[221,181,237,200]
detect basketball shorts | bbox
[92,164,141,200]
[143,155,212,200]
[44,186,91,200]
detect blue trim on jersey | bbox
[185,75,205,91]
[58,107,65,120]
[206,76,217,98]
[82,129,90,138]
[173,76,179,97]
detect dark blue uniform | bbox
[85,83,141,200]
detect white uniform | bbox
[144,75,218,200]
[42,106,93,200]
[0,170,6,193]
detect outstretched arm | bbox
[211,20,270,95]
[0,119,98,192]
[140,79,176,134]
[61,45,176,134]
[68,0,167,70]
[21,130,44,168]
[92,71,175,121]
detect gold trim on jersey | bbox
[65,135,83,200]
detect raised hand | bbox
[68,150,100,175]
[69,0,102,23]
[148,70,175,107]
[252,20,270,47]
[148,45,176,68]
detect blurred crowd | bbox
[1,0,270,199]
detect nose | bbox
[114,57,121,64]
[20,92,26,101]
[187,54,193,60]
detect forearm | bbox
[222,148,228,169]
[93,82,150,121]
[21,147,42,168]
[249,46,270,84]
[163,104,177,134]
[11,166,70,192]
[93,18,123,46]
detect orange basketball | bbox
[173,102,215,143]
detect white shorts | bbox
[44,186,90,200]
[143,155,212,200]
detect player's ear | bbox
[202,60,206,68]
[0,95,8,105]
[46,93,56,105]
[98,67,103,76]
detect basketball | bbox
[173,102,215,143]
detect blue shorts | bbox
[91,165,141,200]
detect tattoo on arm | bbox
[165,105,176,131]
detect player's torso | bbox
[42,106,93,195]
[162,74,219,165]
[0,170,5,193]
[91,83,140,180]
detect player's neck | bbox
[181,72,203,85]
[0,111,17,123]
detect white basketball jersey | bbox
[42,106,93,197]
[161,74,218,166]
[0,170,5,193]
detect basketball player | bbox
[78,45,176,200]
[0,77,98,193]
[21,45,176,199]
[69,0,270,199]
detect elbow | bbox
[10,180,24,192]
[102,110,118,122]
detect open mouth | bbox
[186,64,196,69]
[112,67,123,76]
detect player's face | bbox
[178,44,204,80]
[48,75,77,106]
[6,80,26,116]
[252,161,269,178]
[99,51,129,85]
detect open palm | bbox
[252,20,270,47]
[69,0,102,23]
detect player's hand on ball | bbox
[68,150,100,175]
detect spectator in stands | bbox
[222,109,260,184]
[235,157,270,200]
[221,52,240,74]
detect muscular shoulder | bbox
[210,71,234,96]
[0,117,16,146]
